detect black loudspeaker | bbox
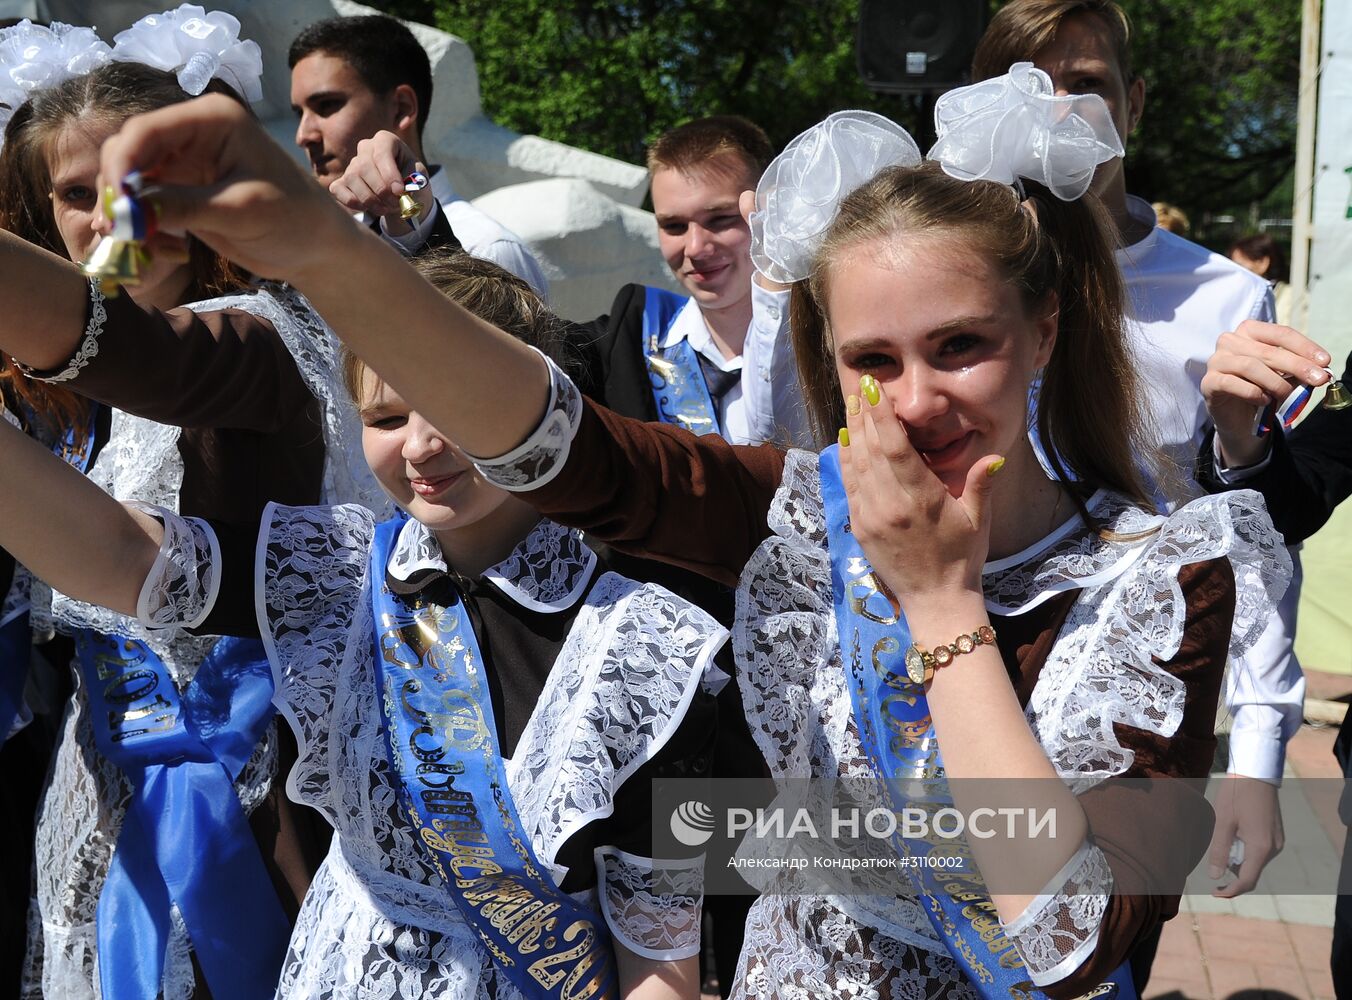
[857,0,991,94]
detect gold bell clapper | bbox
[78,173,158,298]
[398,169,430,221]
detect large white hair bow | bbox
[750,110,922,284]
[0,21,112,138]
[928,62,1123,200]
[111,4,263,104]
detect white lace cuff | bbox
[130,502,221,631]
[1000,841,1112,987]
[471,350,582,493]
[14,279,108,384]
[595,847,703,961]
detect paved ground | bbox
[1144,669,1348,1000]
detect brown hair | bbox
[342,249,581,406]
[1229,232,1288,283]
[0,62,253,438]
[788,161,1156,521]
[646,115,774,186]
[972,0,1135,86]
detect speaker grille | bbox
[857,0,989,93]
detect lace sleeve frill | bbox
[127,502,221,632]
[471,349,584,492]
[595,847,704,962]
[1002,489,1289,987]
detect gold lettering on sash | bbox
[847,571,899,625]
[382,592,615,999]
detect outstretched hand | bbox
[1202,320,1333,468]
[98,94,353,286]
[330,131,433,233]
[837,375,1000,619]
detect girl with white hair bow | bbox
[39,65,1292,998]
[0,9,381,1000]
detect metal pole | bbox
[1291,0,1323,332]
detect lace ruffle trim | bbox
[17,280,107,384]
[472,350,582,493]
[595,847,703,961]
[1000,841,1112,986]
[130,503,220,631]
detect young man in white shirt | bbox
[972,0,1296,912]
[288,14,548,297]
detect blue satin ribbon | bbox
[640,286,722,437]
[370,515,618,1000]
[820,447,1135,999]
[82,630,288,1000]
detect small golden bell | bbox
[78,236,143,297]
[1323,379,1352,411]
[397,192,421,221]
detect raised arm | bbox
[0,414,159,616]
[100,96,549,461]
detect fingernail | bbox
[986,458,1005,477]
[1317,352,1331,365]
[102,186,117,218]
[860,374,881,407]
[846,394,861,416]
[838,427,850,448]
[1311,368,1329,383]
[1208,865,1223,880]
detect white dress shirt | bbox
[1117,194,1302,783]
[661,283,804,447]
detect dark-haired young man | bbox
[288,14,547,295]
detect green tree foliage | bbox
[371,0,1299,220]
[1123,0,1300,216]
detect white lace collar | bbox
[771,450,1166,616]
[386,516,598,614]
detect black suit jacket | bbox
[563,283,656,418]
[1196,349,1352,544]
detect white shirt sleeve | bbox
[740,282,814,448]
[1225,547,1306,783]
[1211,432,1276,484]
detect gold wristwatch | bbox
[903,625,997,684]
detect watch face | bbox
[905,645,927,685]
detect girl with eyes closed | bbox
[82,66,1289,999]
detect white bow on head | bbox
[0,21,112,140]
[111,4,263,104]
[927,62,1124,201]
[750,110,922,285]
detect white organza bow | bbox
[928,62,1124,201]
[750,110,922,284]
[112,4,263,104]
[0,21,111,139]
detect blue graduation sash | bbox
[1,405,100,741]
[640,286,722,436]
[369,515,618,1000]
[83,629,286,997]
[819,447,1134,998]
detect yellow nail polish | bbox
[846,394,861,416]
[986,457,1006,477]
[860,374,881,407]
[839,427,850,448]
[102,186,118,219]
